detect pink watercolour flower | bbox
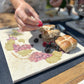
[13,44,20,52]
[29,52,52,62]
[13,44,32,52]
[7,36,17,40]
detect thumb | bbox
[32,11,43,27]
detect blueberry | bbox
[45,47,51,53]
[31,44,34,47]
[50,43,55,48]
[59,48,62,51]
[46,44,51,48]
[34,38,39,43]
[55,46,60,51]
[39,34,42,38]
[54,36,57,40]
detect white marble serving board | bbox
[0,28,84,83]
[66,21,84,35]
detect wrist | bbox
[16,0,26,8]
[11,0,25,9]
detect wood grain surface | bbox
[0,13,18,28]
[68,74,84,84]
[42,62,84,84]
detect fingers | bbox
[15,8,39,26]
[18,24,38,31]
[50,0,63,7]
[15,15,25,27]
[21,25,39,31]
[28,7,43,27]
[15,15,39,31]
[15,3,43,31]
[18,24,23,31]
[29,7,40,21]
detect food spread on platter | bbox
[55,35,77,53]
[40,25,60,42]
[40,24,77,53]
[4,25,77,63]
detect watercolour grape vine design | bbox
[5,29,62,63]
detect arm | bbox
[10,0,43,31]
[10,0,24,9]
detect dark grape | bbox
[55,46,60,51]
[46,44,51,48]
[39,34,42,38]
[31,44,34,47]
[45,47,51,53]
[50,42,55,48]
[34,38,39,43]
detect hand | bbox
[15,2,43,31]
[50,0,63,7]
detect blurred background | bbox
[0,0,83,29]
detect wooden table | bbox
[0,13,17,28]
[42,62,84,84]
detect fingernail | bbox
[38,20,43,27]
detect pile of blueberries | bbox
[33,34,42,43]
[44,42,60,53]
[33,34,62,53]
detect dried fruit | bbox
[34,38,39,43]
[43,42,47,47]
[45,47,51,53]
[50,42,55,48]
[39,34,42,38]
[55,45,60,51]
[46,44,51,48]
[31,44,34,47]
